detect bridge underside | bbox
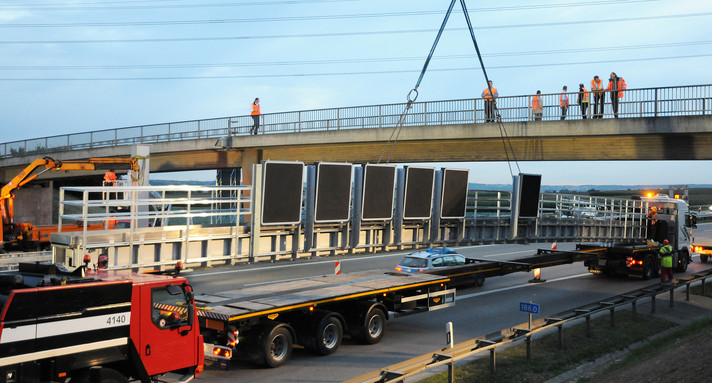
[2,116,711,184]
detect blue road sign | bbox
[520,302,540,314]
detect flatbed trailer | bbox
[693,236,712,263]
[194,270,454,368]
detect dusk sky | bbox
[1,0,711,185]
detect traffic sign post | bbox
[520,301,540,330]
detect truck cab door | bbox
[138,283,197,376]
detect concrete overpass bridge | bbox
[1,83,711,185]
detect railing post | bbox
[424,102,427,126]
[654,88,658,117]
[90,132,94,149]
[378,105,382,128]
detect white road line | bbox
[457,273,591,300]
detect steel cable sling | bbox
[378,0,521,176]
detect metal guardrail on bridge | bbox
[2,84,711,159]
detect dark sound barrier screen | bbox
[403,166,435,220]
[261,161,304,226]
[441,168,469,219]
[315,162,352,223]
[518,173,542,218]
[362,164,396,221]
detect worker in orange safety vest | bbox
[591,75,604,119]
[481,81,498,122]
[606,72,627,118]
[531,90,543,121]
[559,85,570,120]
[103,169,116,186]
[251,97,261,135]
[578,83,590,119]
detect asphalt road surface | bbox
[188,223,712,382]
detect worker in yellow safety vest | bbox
[481,81,498,122]
[590,75,604,119]
[559,85,570,120]
[531,90,543,121]
[251,98,261,135]
[578,83,590,119]
[658,239,675,283]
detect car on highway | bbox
[395,247,485,287]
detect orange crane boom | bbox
[0,156,139,249]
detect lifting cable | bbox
[378,0,521,177]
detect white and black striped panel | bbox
[0,281,133,358]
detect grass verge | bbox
[419,310,675,383]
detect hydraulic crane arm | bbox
[1,157,139,202]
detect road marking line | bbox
[457,273,591,300]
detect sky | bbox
[1,0,711,185]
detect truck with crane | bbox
[0,157,139,251]
[0,261,203,383]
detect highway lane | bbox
[189,226,712,382]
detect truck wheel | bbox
[702,254,709,263]
[309,314,343,356]
[474,277,485,287]
[262,325,293,368]
[642,256,654,280]
[676,249,690,272]
[75,367,128,383]
[352,307,386,345]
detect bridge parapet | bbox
[2,84,710,160]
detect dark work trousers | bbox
[534,112,542,121]
[560,106,568,120]
[660,264,674,283]
[580,102,588,119]
[610,91,619,118]
[592,93,604,118]
[251,115,260,134]
[484,100,495,122]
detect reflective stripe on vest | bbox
[532,96,541,112]
[581,87,589,102]
[559,94,569,107]
[483,88,497,100]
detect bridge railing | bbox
[3,84,710,159]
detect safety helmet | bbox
[663,239,669,245]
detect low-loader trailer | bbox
[194,271,454,368]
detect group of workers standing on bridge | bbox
[484,72,627,123]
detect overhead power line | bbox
[0,0,660,28]
[0,0,656,12]
[0,12,708,45]
[2,40,709,71]
[1,53,708,81]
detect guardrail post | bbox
[490,349,496,373]
[609,308,615,328]
[686,282,690,301]
[526,335,532,361]
[669,288,674,308]
[654,88,658,117]
[651,295,656,314]
[557,324,563,349]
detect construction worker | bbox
[606,72,627,118]
[559,86,569,120]
[531,90,543,121]
[647,206,659,241]
[658,239,675,283]
[103,169,116,186]
[251,97,261,135]
[481,80,498,123]
[578,83,589,119]
[591,75,604,119]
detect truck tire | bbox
[702,254,709,263]
[75,367,128,383]
[261,325,293,368]
[352,307,386,344]
[474,277,485,287]
[308,313,343,356]
[676,249,690,272]
[642,255,654,280]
